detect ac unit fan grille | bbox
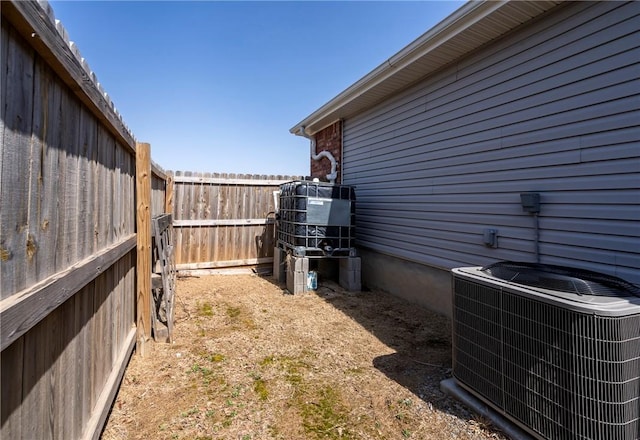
[482,261,640,297]
[453,277,640,440]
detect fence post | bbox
[136,142,152,355]
[165,171,174,216]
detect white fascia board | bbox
[290,0,511,137]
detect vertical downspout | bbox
[340,119,344,184]
[299,126,338,184]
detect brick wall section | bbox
[310,120,342,183]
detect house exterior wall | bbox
[341,1,640,314]
[311,120,342,183]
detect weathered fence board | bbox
[2,1,136,152]
[1,3,145,439]
[1,21,34,297]
[0,235,136,351]
[171,171,300,270]
[151,160,168,217]
[136,142,152,354]
[1,252,135,439]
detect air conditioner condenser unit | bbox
[451,262,640,440]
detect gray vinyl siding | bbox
[342,1,640,284]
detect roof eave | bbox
[291,0,561,137]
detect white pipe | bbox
[299,127,338,184]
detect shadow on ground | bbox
[260,269,505,438]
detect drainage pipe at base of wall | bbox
[299,126,338,184]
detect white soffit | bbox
[291,0,563,137]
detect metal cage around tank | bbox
[276,180,356,258]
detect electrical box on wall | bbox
[483,229,498,248]
[520,192,540,213]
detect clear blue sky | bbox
[50,1,464,175]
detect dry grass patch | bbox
[102,274,504,440]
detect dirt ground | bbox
[101,272,506,440]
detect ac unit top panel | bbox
[453,267,640,317]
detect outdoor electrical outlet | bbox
[483,229,498,248]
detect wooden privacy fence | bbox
[152,161,171,217]
[171,172,300,271]
[1,2,169,439]
[2,2,292,440]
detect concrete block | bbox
[339,257,362,291]
[289,255,309,272]
[339,269,361,292]
[286,258,308,294]
[273,247,286,283]
[339,256,361,272]
[286,270,308,295]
